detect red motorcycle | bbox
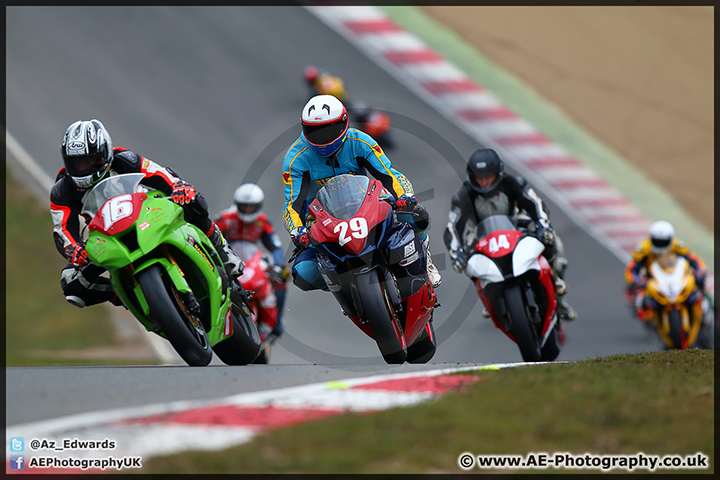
[465,215,563,362]
[231,240,279,364]
[294,174,437,364]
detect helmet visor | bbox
[236,203,261,216]
[64,155,100,178]
[651,237,671,250]
[303,118,348,146]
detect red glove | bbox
[66,243,89,267]
[395,195,417,211]
[291,226,309,248]
[171,181,197,205]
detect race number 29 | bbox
[100,194,134,230]
[334,217,368,246]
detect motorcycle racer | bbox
[444,148,577,321]
[51,119,244,309]
[282,94,441,291]
[215,183,289,338]
[303,65,394,149]
[624,220,708,321]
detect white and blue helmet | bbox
[301,95,349,157]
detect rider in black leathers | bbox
[51,119,244,308]
[444,148,577,321]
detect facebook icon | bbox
[9,455,25,470]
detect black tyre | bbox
[668,310,685,349]
[213,304,262,365]
[356,270,407,364]
[406,322,437,364]
[504,285,541,362]
[137,265,212,366]
[540,324,561,361]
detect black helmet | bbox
[61,119,113,189]
[466,148,504,194]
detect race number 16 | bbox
[100,194,134,230]
[334,217,368,246]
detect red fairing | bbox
[238,250,278,329]
[308,179,392,255]
[475,278,514,339]
[537,255,558,335]
[88,193,147,236]
[403,283,436,344]
[476,230,523,258]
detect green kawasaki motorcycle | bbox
[82,173,261,366]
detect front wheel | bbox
[356,270,407,364]
[668,309,686,349]
[137,265,212,366]
[504,285,541,362]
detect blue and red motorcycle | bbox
[293,174,437,364]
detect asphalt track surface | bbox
[6,7,660,425]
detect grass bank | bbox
[5,169,155,366]
[143,349,714,474]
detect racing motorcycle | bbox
[230,239,282,364]
[82,173,261,366]
[465,215,562,362]
[640,251,709,349]
[292,174,437,364]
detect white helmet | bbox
[301,94,349,157]
[61,119,113,189]
[233,183,264,222]
[649,220,674,253]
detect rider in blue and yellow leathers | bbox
[282,94,441,291]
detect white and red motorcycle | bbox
[465,215,563,362]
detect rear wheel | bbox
[668,310,685,349]
[504,285,541,362]
[540,324,561,361]
[356,270,407,364]
[137,265,212,366]
[213,303,262,365]
[406,322,437,364]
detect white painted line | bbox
[357,31,426,52]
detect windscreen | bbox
[475,215,516,240]
[81,173,146,216]
[315,174,370,220]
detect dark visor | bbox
[64,155,99,177]
[237,203,261,215]
[651,238,671,248]
[303,118,347,145]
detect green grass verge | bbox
[5,168,150,366]
[142,349,714,474]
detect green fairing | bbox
[85,191,232,347]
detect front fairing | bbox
[83,175,232,346]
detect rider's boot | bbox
[551,255,576,321]
[423,236,442,288]
[208,223,245,280]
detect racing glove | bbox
[290,226,309,248]
[171,180,197,206]
[66,243,89,268]
[536,219,555,247]
[395,194,417,211]
[450,247,467,274]
[267,264,291,284]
